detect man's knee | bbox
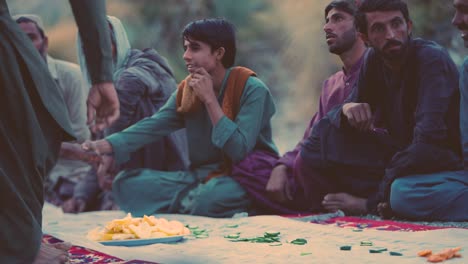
[389,178,413,216]
[112,169,137,196]
[389,177,437,220]
[191,177,250,217]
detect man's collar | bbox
[343,48,368,76]
[46,55,59,80]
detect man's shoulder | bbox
[50,57,80,70]
[325,70,345,82]
[125,48,174,77]
[411,38,449,58]
[50,57,81,74]
[461,57,468,81]
[410,39,459,76]
[48,56,83,82]
[244,74,269,91]
[463,56,468,67]
[322,70,345,90]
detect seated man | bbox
[455,0,468,170]
[62,16,189,213]
[296,0,462,218]
[385,0,468,221]
[84,18,278,218]
[231,0,367,214]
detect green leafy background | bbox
[8,0,467,152]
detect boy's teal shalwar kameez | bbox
[110,68,278,217]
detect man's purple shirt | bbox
[277,54,365,170]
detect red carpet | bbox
[42,234,158,264]
[308,216,449,231]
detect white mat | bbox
[42,203,467,264]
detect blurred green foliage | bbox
[408,0,465,64]
[7,0,467,151]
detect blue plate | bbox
[99,235,184,247]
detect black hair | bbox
[182,18,236,68]
[325,0,358,19]
[15,16,45,39]
[355,0,410,34]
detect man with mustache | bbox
[453,0,468,172]
[230,0,367,215]
[296,0,463,220]
[383,0,468,221]
[380,0,466,221]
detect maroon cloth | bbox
[232,54,365,214]
[231,150,309,214]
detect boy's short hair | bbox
[182,18,236,68]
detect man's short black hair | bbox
[355,0,410,34]
[325,0,358,20]
[15,16,45,39]
[182,18,236,68]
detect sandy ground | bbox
[43,203,467,264]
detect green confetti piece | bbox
[226,231,283,244]
[192,230,207,236]
[300,252,313,256]
[290,238,308,245]
[360,241,373,246]
[389,251,403,256]
[225,224,239,228]
[230,238,251,242]
[369,247,387,253]
[269,243,283,246]
[224,234,240,239]
[340,246,352,251]
[186,224,199,229]
[264,231,280,237]
[253,237,278,243]
[352,228,363,232]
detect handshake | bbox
[81,139,116,191]
[81,139,118,190]
[62,140,116,191]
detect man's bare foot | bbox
[322,193,367,215]
[33,242,70,264]
[377,202,393,219]
[51,242,72,251]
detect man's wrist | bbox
[96,140,114,155]
[204,96,219,107]
[73,196,87,203]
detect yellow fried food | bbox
[87,213,191,241]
